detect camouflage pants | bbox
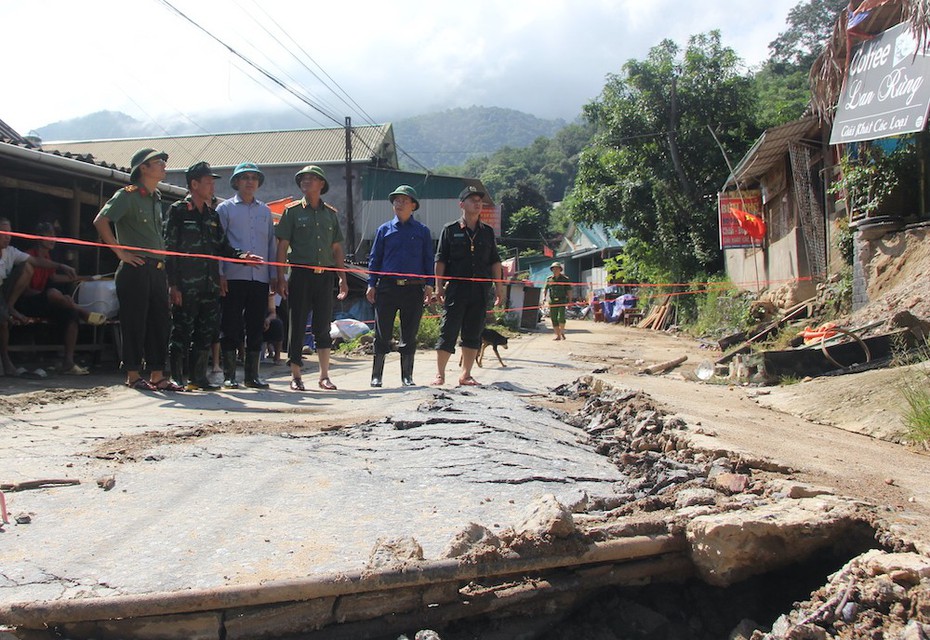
[169,289,221,354]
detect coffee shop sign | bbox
[830,22,930,145]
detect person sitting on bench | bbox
[5,220,104,376]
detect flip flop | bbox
[61,363,90,376]
[458,376,480,386]
[430,375,445,386]
[318,377,337,391]
[290,378,305,391]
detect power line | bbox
[243,0,378,127]
[156,0,343,128]
[156,0,433,173]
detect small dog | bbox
[458,328,509,368]
[477,328,508,368]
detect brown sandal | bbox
[154,379,186,392]
[318,377,337,391]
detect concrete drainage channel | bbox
[0,377,924,639]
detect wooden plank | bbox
[639,355,688,375]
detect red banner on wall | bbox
[480,205,502,236]
[719,191,764,249]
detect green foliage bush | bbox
[898,340,930,445]
[686,279,754,338]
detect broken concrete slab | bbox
[686,496,869,587]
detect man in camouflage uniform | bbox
[164,162,260,391]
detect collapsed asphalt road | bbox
[0,385,626,605]
[2,323,930,639]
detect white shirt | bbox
[0,245,29,284]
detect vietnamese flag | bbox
[731,209,766,241]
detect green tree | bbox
[566,31,759,281]
[753,0,847,129]
[506,206,549,244]
[768,0,847,69]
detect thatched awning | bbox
[810,0,930,123]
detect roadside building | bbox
[719,115,827,304]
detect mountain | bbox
[35,106,568,171]
[392,106,567,170]
[36,111,157,142]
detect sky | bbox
[2,0,803,136]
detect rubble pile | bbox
[760,550,930,640]
[558,376,761,513]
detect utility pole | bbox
[344,116,355,260]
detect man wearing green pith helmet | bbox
[94,148,179,391]
[276,165,348,392]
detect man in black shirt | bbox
[432,186,504,386]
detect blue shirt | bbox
[216,194,276,283]
[367,215,434,287]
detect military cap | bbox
[230,162,265,190]
[186,161,221,184]
[388,185,419,211]
[130,148,168,182]
[295,165,329,194]
[458,185,485,201]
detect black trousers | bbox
[220,280,268,352]
[115,259,170,372]
[436,282,490,353]
[373,282,425,356]
[286,269,334,365]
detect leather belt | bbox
[142,257,165,269]
[388,278,425,286]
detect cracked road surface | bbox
[1,321,928,611]
[0,347,624,606]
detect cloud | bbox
[1,0,803,133]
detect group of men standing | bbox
[91,147,505,393]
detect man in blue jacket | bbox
[366,185,433,387]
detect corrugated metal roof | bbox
[43,124,398,171]
[724,115,822,189]
[0,118,29,145]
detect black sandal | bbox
[290,378,305,391]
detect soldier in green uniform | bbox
[93,148,181,391]
[164,162,261,391]
[276,165,348,392]
[544,261,572,341]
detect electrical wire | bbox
[156,0,343,127]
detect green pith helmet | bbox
[388,185,419,211]
[129,148,168,182]
[294,165,329,194]
[550,261,563,270]
[229,162,265,190]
